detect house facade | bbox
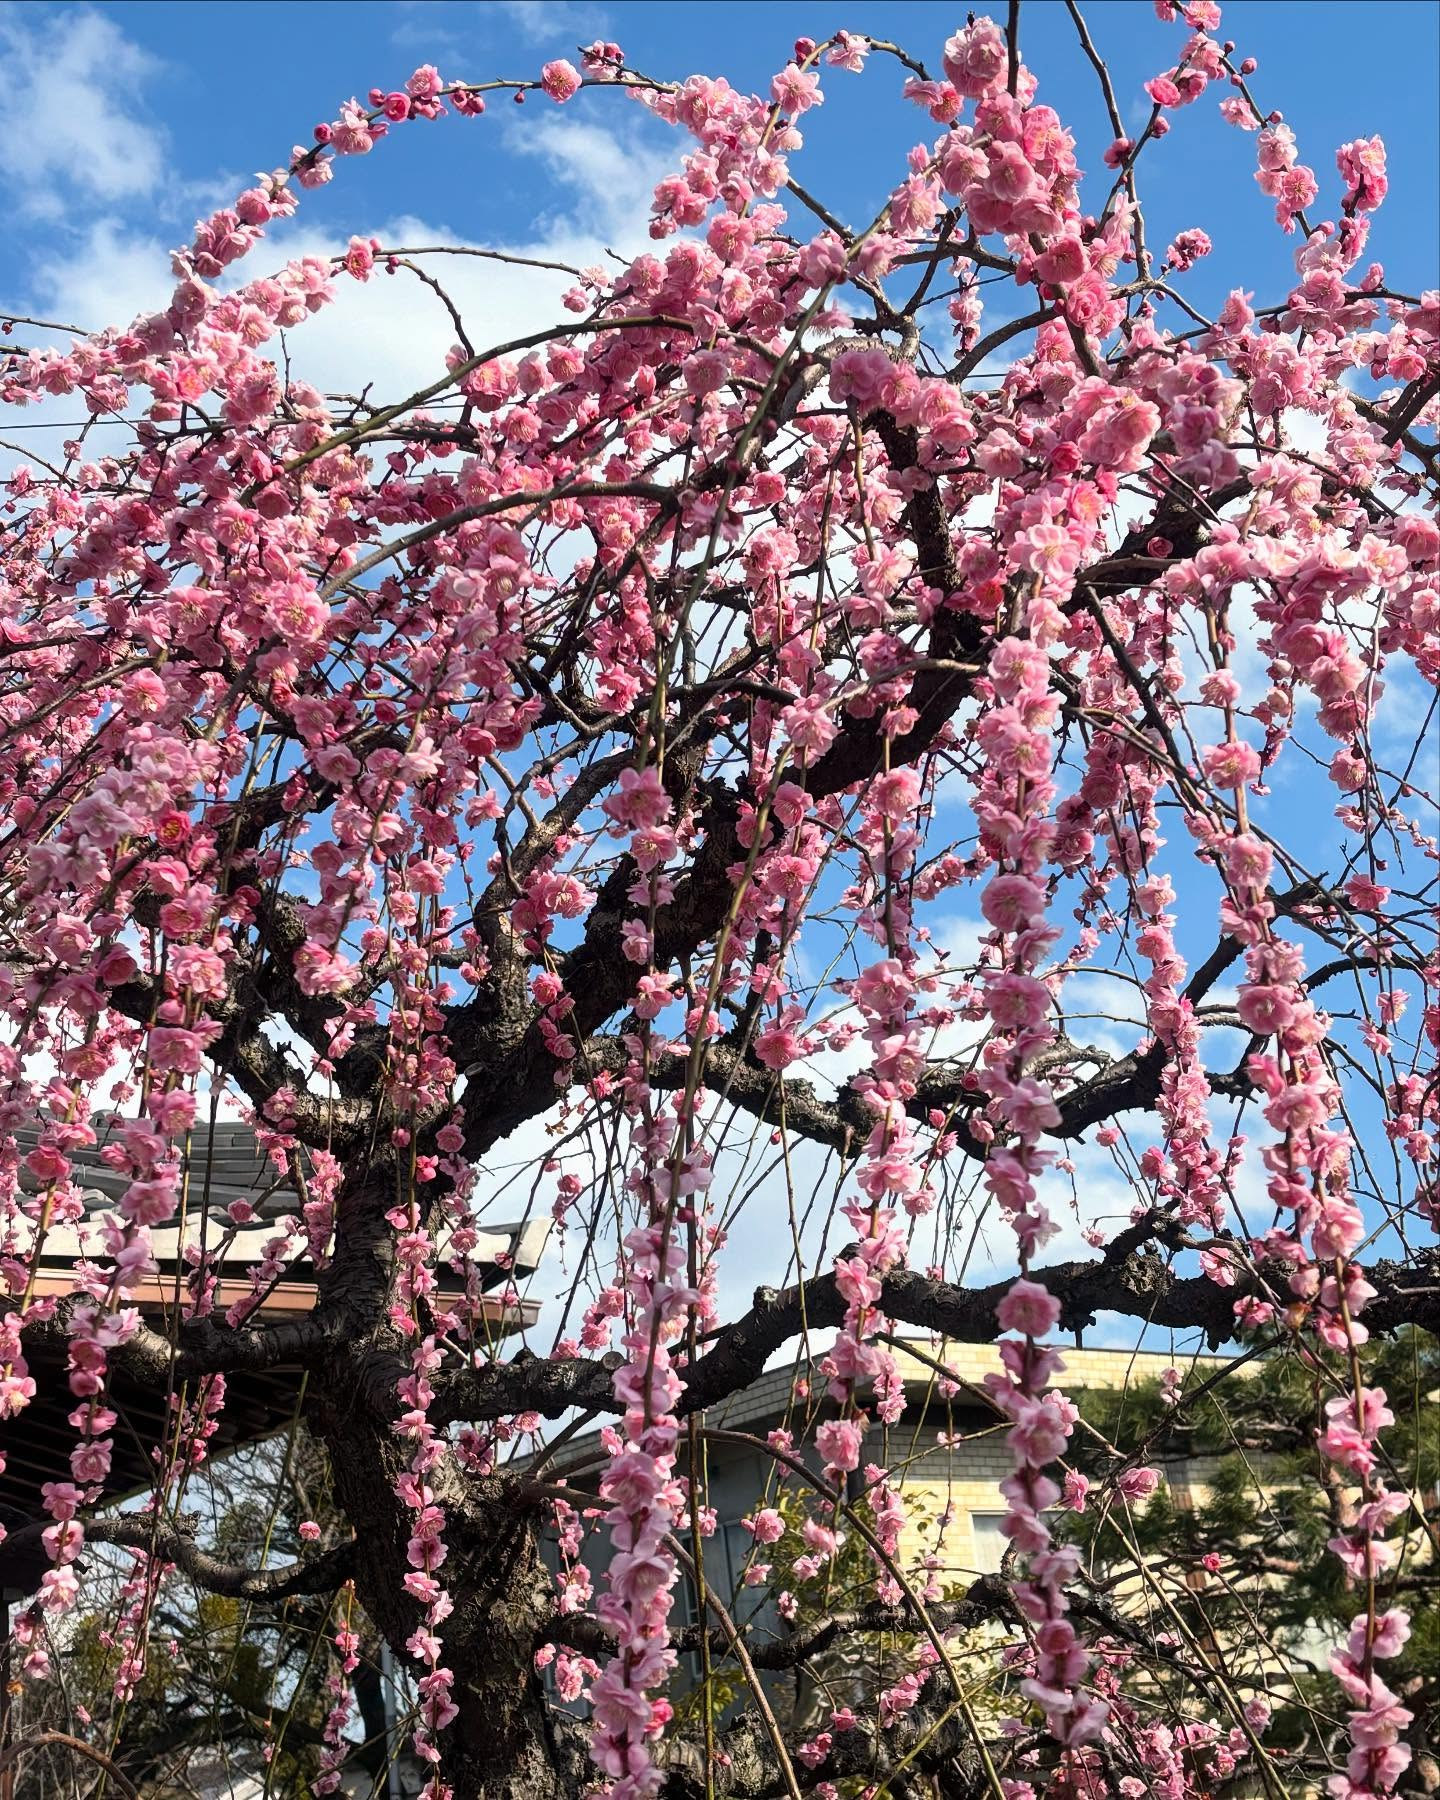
[533,1339,1225,1701]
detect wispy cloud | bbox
[503,114,672,237]
[19,219,172,336]
[0,6,167,218]
[5,102,675,467]
[388,0,611,58]
[487,0,611,46]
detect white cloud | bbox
[505,114,669,239]
[239,115,670,406]
[0,6,167,217]
[23,219,173,335]
[488,0,611,46]
[3,103,675,474]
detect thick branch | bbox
[437,1246,1440,1427]
[4,1293,334,1385]
[587,878,1331,1163]
[0,1514,354,1601]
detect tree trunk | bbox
[309,1347,568,1798]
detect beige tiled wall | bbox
[872,1347,1228,1581]
[890,1341,1220,1391]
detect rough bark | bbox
[309,1376,562,1800]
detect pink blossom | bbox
[816,1417,863,1472]
[745,1508,785,1545]
[602,765,673,835]
[997,1279,1061,1338]
[981,873,1047,933]
[942,19,1008,96]
[0,23,1423,1793]
[540,61,582,104]
[770,63,823,115]
[780,692,838,764]
[1117,1466,1162,1502]
[1201,740,1262,789]
[343,235,378,280]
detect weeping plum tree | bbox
[0,6,1437,1798]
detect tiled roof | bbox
[6,1117,548,1512]
[12,1115,548,1308]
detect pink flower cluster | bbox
[0,8,1432,1795]
[586,1141,708,1796]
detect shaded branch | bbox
[4,1292,334,1385]
[437,1246,1440,1427]
[0,1514,354,1601]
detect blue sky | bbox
[2,1,1435,1353]
[3,0,1436,343]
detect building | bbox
[539,1339,1215,1586]
[527,1337,1226,1722]
[5,1115,547,1515]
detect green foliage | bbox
[671,1467,1009,1797]
[1061,1328,1438,1758]
[8,1431,368,1799]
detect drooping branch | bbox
[545,1579,1016,1671]
[800,409,984,796]
[540,1684,1007,1800]
[653,1677,1000,1799]
[0,1733,140,1800]
[432,1245,1440,1427]
[0,13,1432,1800]
[0,1513,354,1601]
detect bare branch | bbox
[0,1514,354,1601]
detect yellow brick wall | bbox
[889,1341,1221,1391]
[876,1346,1227,1583]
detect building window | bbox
[676,1521,770,1646]
[969,1511,1011,1575]
[970,1510,1062,1574]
